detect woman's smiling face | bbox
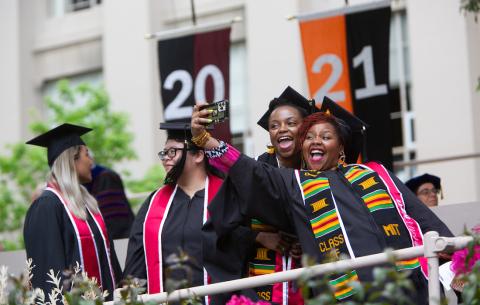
[301,122,343,171]
[268,105,304,160]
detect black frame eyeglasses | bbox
[417,188,440,196]
[158,147,185,161]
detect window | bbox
[229,42,248,153]
[41,71,104,111]
[48,0,102,18]
[70,0,101,12]
[389,10,415,180]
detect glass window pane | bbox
[392,117,403,147]
[390,87,401,113]
[410,118,415,142]
[229,42,247,135]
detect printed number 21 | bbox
[312,45,387,102]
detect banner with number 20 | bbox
[158,27,231,142]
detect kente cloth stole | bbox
[46,184,115,289]
[341,165,422,272]
[297,172,359,301]
[297,165,424,300]
[249,220,303,305]
[363,162,428,277]
[143,174,223,304]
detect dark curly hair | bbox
[297,112,351,151]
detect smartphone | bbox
[199,99,229,127]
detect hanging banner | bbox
[158,27,231,142]
[299,1,392,169]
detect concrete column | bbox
[245,0,304,156]
[407,0,478,204]
[103,0,165,178]
[0,0,22,151]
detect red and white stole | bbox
[45,183,116,289]
[143,174,223,299]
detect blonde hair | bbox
[47,145,99,219]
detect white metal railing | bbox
[106,232,474,305]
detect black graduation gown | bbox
[23,190,122,300]
[124,187,208,290]
[203,151,300,305]
[257,152,279,167]
[84,165,135,239]
[202,188,259,304]
[210,155,453,304]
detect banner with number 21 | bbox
[299,1,393,169]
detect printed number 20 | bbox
[312,45,387,102]
[163,65,225,121]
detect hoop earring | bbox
[338,151,346,166]
[266,145,275,154]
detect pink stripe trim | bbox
[271,253,285,304]
[89,210,116,288]
[46,184,102,286]
[144,185,175,293]
[364,162,428,277]
[208,143,241,173]
[144,175,223,296]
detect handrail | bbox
[106,232,474,305]
[393,152,480,169]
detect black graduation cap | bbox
[159,121,193,141]
[26,123,92,167]
[320,96,368,164]
[257,86,317,131]
[405,173,441,193]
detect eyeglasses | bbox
[158,147,184,160]
[417,188,440,196]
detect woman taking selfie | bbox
[192,98,453,304]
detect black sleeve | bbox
[390,172,454,237]
[108,235,123,285]
[23,196,68,295]
[93,169,135,239]
[122,194,153,280]
[224,155,295,232]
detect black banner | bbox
[346,7,392,169]
[158,28,231,142]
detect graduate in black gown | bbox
[24,123,121,300]
[84,163,135,239]
[123,122,233,304]
[191,99,453,304]
[202,87,316,305]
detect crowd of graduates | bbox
[23,87,455,305]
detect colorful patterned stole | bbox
[249,220,303,305]
[297,172,359,300]
[297,163,425,300]
[364,162,427,277]
[143,175,223,303]
[46,184,115,289]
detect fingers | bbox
[289,243,302,258]
[191,102,213,138]
[289,250,302,260]
[192,104,212,124]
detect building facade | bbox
[1,0,479,205]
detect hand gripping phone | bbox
[199,99,229,127]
